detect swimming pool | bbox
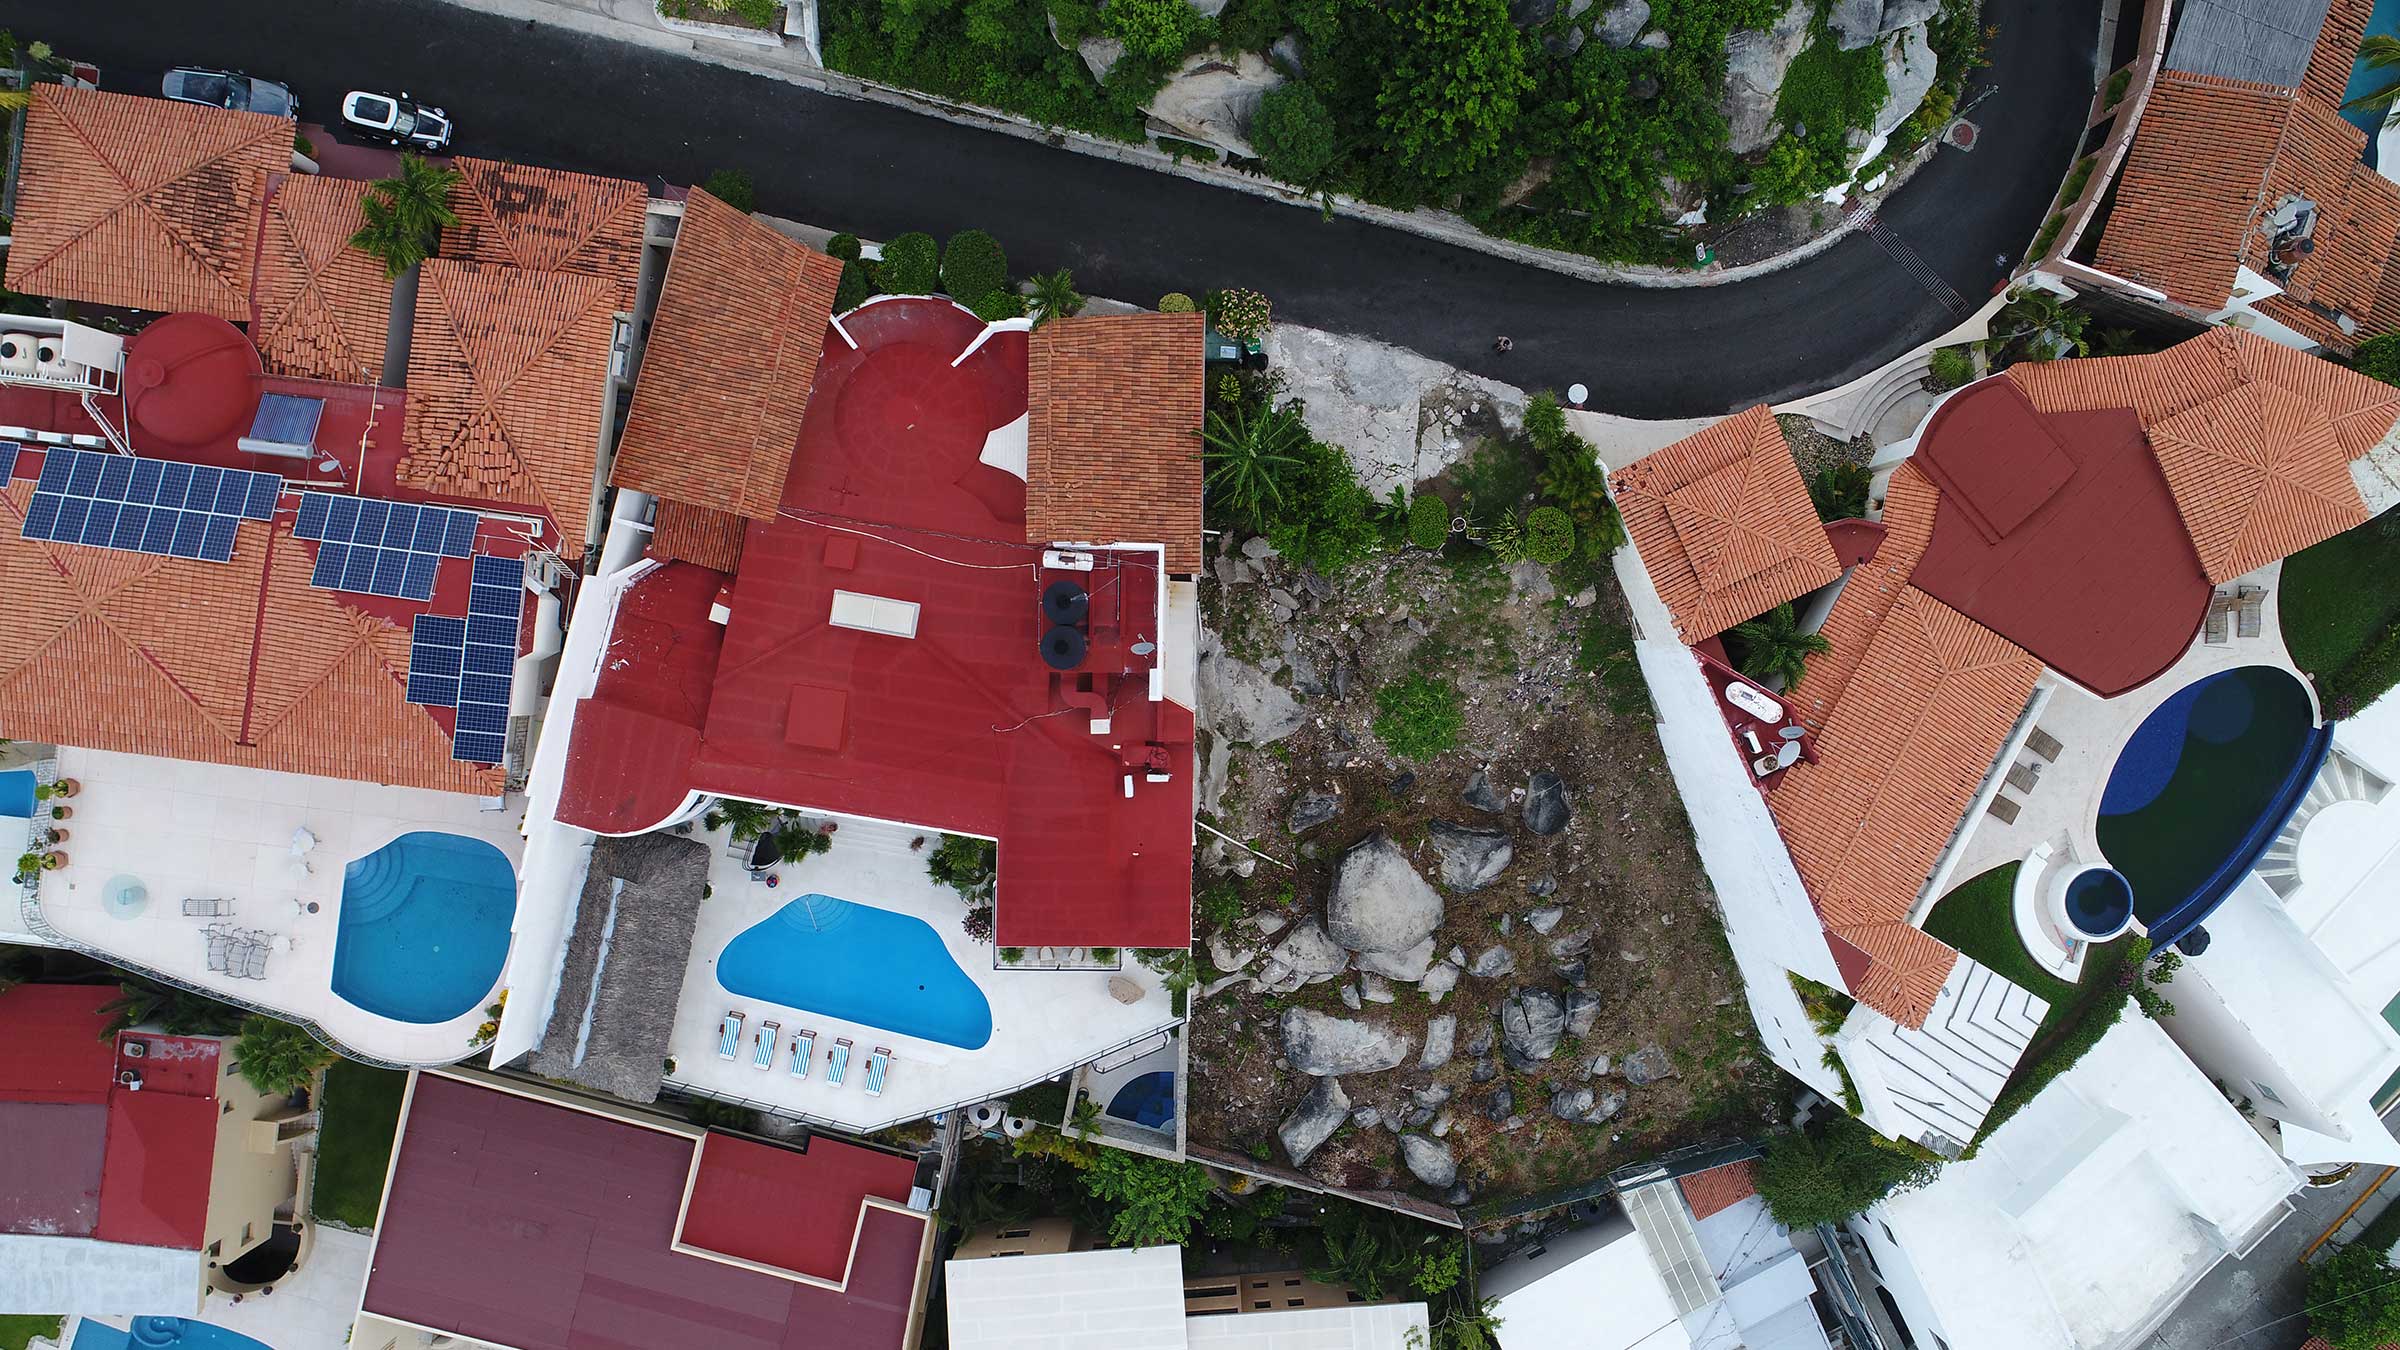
[2097,666,2332,946]
[716,895,993,1049]
[74,1319,273,1350]
[330,832,517,1024]
[0,769,34,818]
[1107,1070,1176,1130]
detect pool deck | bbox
[1931,559,2308,912]
[661,814,1180,1133]
[19,747,525,1065]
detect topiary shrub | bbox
[1524,505,1574,564]
[877,231,940,294]
[1407,493,1450,550]
[1253,84,1338,185]
[940,229,1009,303]
[969,289,1027,322]
[825,232,863,261]
[1158,292,1197,313]
[702,169,757,213]
[834,258,877,313]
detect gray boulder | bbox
[1833,0,1940,47]
[1527,905,1565,935]
[1500,989,1568,1068]
[1280,1077,1350,1165]
[1720,0,1813,155]
[1143,51,1287,160]
[1270,31,1305,72]
[1184,0,1231,16]
[1566,989,1601,1039]
[1282,1007,1413,1076]
[1466,1021,1497,1058]
[1624,1045,1677,1085]
[1469,945,1518,979]
[1430,820,1514,892]
[1481,1085,1514,1121]
[1257,921,1349,993]
[1287,787,1342,834]
[1550,1086,1596,1122]
[1400,1134,1458,1188]
[1422,1014,1457,1070]
[1588,1087,1628,1123]
[1872,23,1937,139]
[1355,936,1438,982]
[1595,0,1650,47]
[1420,960,1462,1003]
[1327,832,1445,955]
[1080,33,1127,82]
[1198,626,1305,745]
[1360,972,1396,1004]
[1462,770,1505,813]
[1524,773,1571,836]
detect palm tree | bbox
[95,977,242,1040]
[702,798,781,844]
[1729,602,1832,691]
[1200,404,1307,532]
[350,154,463,280]
[1986,287,2089,365]
[2346,35,2400,123]
[1027,268,1084,329]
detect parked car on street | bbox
[161,67,295,118]
[340,91,453,152]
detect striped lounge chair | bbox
[864,1047,892,1098]
[790,1029,816,1079]
[718,1011,745,1061]
[827,1037,853,1088]
[754,1021,781,1070]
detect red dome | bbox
[123,312,264,450]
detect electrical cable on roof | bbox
[775,508,1041,573]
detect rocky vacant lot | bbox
[1186,533,1780,1210]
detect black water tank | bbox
[1041,625,1088,670]
[1042,579,1090,626]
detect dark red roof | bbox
[558,299,1196,949]
[1677,1161,1758,1221]
[0,985,217,1248]
[679,1134,916,1283]
[362,1074,930,1350]
[1908,380,2213,697]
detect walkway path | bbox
[9,0,2097,416]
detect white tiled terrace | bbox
[662,814,1180,1133]
[22,747,525,1065]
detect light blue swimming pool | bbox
[2342,0,2400,165]
[330,832,517,1025]
[74,1319,273,1350]
[0,769,34,818]
[717,895,993,1049]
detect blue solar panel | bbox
[312,542,349,588]
[442,512,479,557]
[171,512,209,559]
[402,553,440,600]
[382,503,419,549]
[143,508,180,555]
[469,586,518,620]
[244,475,280,521]
[464,643,514,675]
[111,505,149,551]
[21,492,60,539]
[455,702,510,736]
[0,442,16,485]
[452,731,507,764]
[324,495,360,542]
[66,453,102,497]
[55,496,89,542]
[249,393,325,448]
[370,549,409,597]
[129,458,162,504]
[406,673,461,707]
[460,673,512,706]
[411,510,450,554]
[410,642,463,678]
[342,547,378,592]
[202,516,238,562]
[356,498,391,542]
[465,613,517,647]
[471,554,523,588]
[295,493,330,539]
[96,456,132,501]
[415,614,466,646]
[82,499,119,546]
[157,461,193,510]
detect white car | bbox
[341,90,453,152]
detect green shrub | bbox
[1524,505,1574,564]
[826,232,864,261]
[1080,1149,1216,1246]
[1212,287,1272,341]
[1262,436,1384,574]
[2327,618,2400,719]
[294,132,315,160]
[1925,344,1975,391]
[1523,392,1566,452]
[1159,136,1220,163]
[2310,1244,2400,1349]
[1373,0,1533,195]
[1807,462,1872,523]
[703,169,757,212]
[2058,154,2096,206]
[1158,292,1197,313]
[1104,0,1213,61]
[835,258,877,313]
[2103,67,2131,108]
[877,231,941,293]
[929,833,997,903]
[1203,403,1311,533]
[2356,333,2400,388]
[969,289,1027,321]
[1196,877,1243,928]
[1754,1112,1941,1227]
[1537,432,1623,559]
[1408,493,1451,550]
[2029,211,2066,258]
[232,1016,335,1096]
[940,229,1009,302]
[1372,672,1464,760]
[1253,84,1339,184]
[1010,1076,1072,1123]
[1755,21,1890,204]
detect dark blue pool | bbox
[331,832,517,1024]
[1107,1070,1176,1130]
[2062,868,2134,938]
[717,895,992,1049]
[2098,666,2331,947]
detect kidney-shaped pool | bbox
[716,894,994,1050]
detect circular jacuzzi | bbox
[2048,863,2135,942]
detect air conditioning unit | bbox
[122,1040,148,1058]
[33,337,73,381]
[0,334,38,378]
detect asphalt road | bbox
[16,0,2097,417]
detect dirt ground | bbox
[1185,530,1780,1211]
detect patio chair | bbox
[2026,728,2063,762]
[827,1037,853,1088]
[238,944,269,980]
[718,1011,745,1061]
[790,1029,816,1079]
[183,897,233,917]
[754,1020,781,1071]
[1985,794,2022,824]
[2205,592,2235,644]
[205,932,233,974]
[864,1047,892,1098]
[2237,589,2265,639]
[2005,761,2041,794]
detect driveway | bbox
[7,0,2097,417]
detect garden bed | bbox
[310,1060,407,1229]
[658,0,786,35]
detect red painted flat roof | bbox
[1910,382,2212,697]
[0,986,217,1248]
[363,1075,927,1350]
[558,299,1196,948]
[679,1134,916,1283]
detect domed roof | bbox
[123,312,264,449]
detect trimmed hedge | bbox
[1524,505,1574,564]
[1408,494,1451,551]
[835,258,877,313]
[969,289,1027,321]
[1158,292,1197,313]
[826,232,864,261]
[702,169,756,213]
[878,231,940,294]
[941,230,1009,304]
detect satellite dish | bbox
[1777,725,1807,740]
[1568,383,1590,406]
[1774,741,1803,769]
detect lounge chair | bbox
[718,1011,745,1061]
[205,932,233,974]
[827,1037,853,1088]
[2005,761,2041,793]
[1986,794,2022,824]
[754,1020,781,1070]
[790,1029,816,1079]
[183,897,233,917]
[864,1047,892,1098]
[2026,728,2063,762]
[2205,592,2235,644]
[2237,588,2264,639]
[237,944,269,980]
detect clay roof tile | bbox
[1024,313,1206,573]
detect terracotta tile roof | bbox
[3,86,288,321]
[0,483,499,794]
[1769,586,2043,1027]
[609,189,843,521]
[2303,0,2372,107]
[249,174,395,383]
[650,499,747,572]
[440,157,646,303]
[1025,313,1207,573]
[1677,1161,1758,1221]
[1612,406,1844,643]
[1790,461,1941,729]
[399,259,615,539]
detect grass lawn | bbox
[2280,514,2400,683]
[0,1317,64,1350]
[310,1060,407,1229]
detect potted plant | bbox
[14,853,41,884]
[36,779,79,800]
[48,804,71,822]
[42,828,68,845]
[40,850,66,870]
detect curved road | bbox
[14,0,2095,417]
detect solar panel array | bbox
[294,492,480,601]
[17,448,281,563]
[0,442,20,486]
[406,554,525,764]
